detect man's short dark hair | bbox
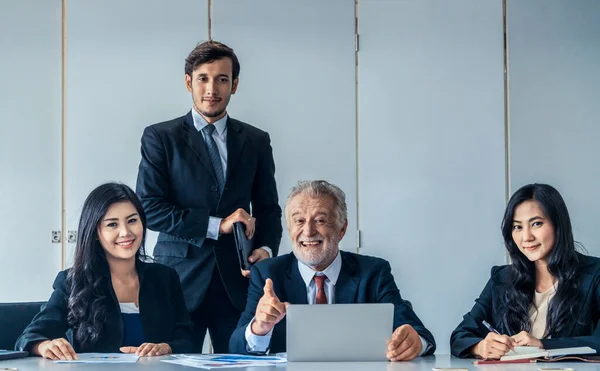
[185,40,240,80]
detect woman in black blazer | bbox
[16,183,193,360]
[451,183,600,359]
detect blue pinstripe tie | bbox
[202,124,225,193]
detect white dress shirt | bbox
[191,108,272,257]
[245,252,430,354]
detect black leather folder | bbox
[0,350,28,360]
[233,222,254,270]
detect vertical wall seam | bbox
[208,0,212,40]
[354,0,360,253]
[61,0,67,270]
[503,0,512,264]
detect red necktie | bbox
[314,275,328,304]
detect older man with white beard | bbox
[229,180,435,360]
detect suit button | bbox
[211,185,218,192]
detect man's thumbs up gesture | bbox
[251,278,290,336]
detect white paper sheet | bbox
[161,354,287,369]
[54,353,140,363]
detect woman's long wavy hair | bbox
[66,183,147,349]
[500,183,581,338]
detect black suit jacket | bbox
[450,253,600,357]
[229,251,436,355]
[15,261,193,353]
[136,112,282,312]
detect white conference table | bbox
[1,354,598,370]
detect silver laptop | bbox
[286,303,394,362]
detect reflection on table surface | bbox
[2,354,600,370]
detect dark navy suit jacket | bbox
[136,112,282,313]
[451,253,600,357]
[229,251,436,354]
[15,261,193,353]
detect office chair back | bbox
[0,302,45,350]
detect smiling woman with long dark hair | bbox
[451,183,600,359]
[16,183,193,360]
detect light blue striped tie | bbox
[202,124,225,193]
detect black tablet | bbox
[233,222,254,271]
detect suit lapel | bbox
[225,118,247,185]
[284,258,308,305]
[181,111,217,181]
[335,252,360,304]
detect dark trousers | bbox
[190,267,242,353]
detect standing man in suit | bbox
[136,41,283,353]
[229,180,436,360]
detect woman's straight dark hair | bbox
[66,183,147,349]
[500,183,581,337]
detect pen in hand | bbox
[482,320,500,335]
[482,320,516,349]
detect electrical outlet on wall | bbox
[67,231,77,244]
[52,231,61,243]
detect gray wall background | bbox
[507,0,600,258]
[1,0,599,354]
[211,0,358,255]
[64,0,208,265]
[0,0,62,301]
[358,0,506,354]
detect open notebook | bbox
[501,346,596,361]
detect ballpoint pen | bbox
[473,359,535,365]
[482,320,500,334]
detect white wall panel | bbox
[359,0,506,353]
[507,0,600,256]
[65,0,208,263]
[212,0,357,254]
[0,0,62,301]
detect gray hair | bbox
[284,180,348,228]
